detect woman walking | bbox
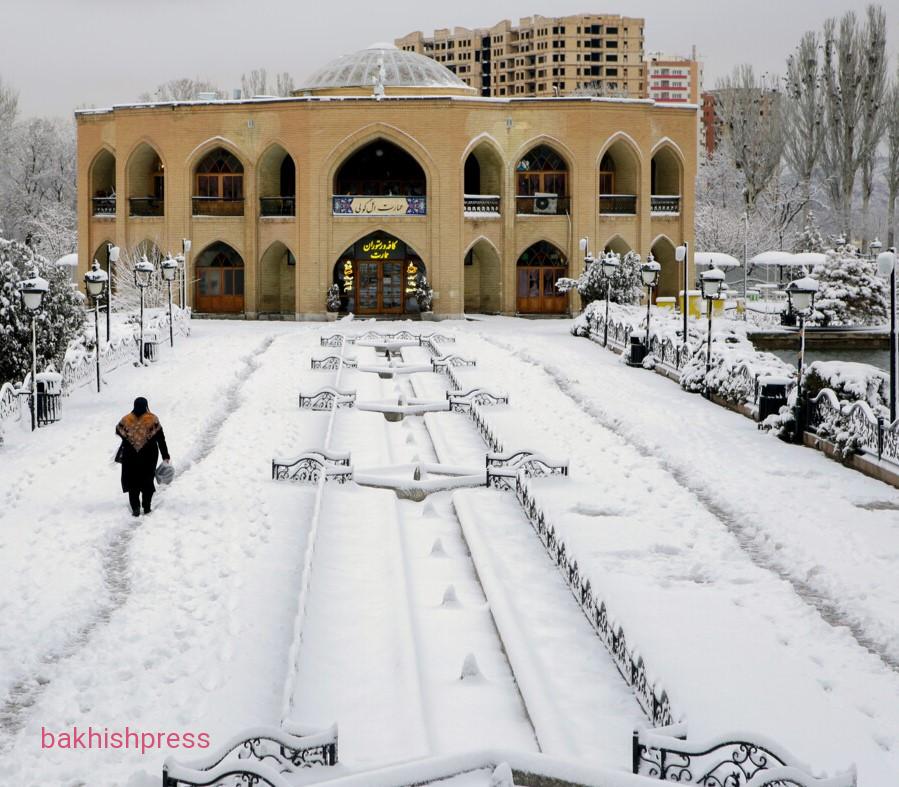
[116,397,170,516]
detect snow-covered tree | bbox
[556,251,642,306]
[110,243,169,314]
[793,211,826,253]
[138,78,224,103]
[886,70,899,247]
[811,249,888,326]
[0,236,85,384]
[240,69,295,97]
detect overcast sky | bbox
[2,0,897,117]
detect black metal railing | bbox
[599,194,637,214]
[515,195,571,216]
[260,196,296,217]
[650,195,680,214]
[129,197,164,217]
[464,194,501,214]
[191,197,245,216]
[91,197,116,216]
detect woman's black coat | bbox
[118,424,169,493]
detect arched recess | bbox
[133,239,162,262]
[332,139,427,217]
[126,142,164,217]
[258,241,296,315]
[651,235,679,299]
[331,229,425,315]
[514,141,571,215]
[603,235,633,256]
[258,144,296,217]
[194,241,245,314]
[516,240,568,314]
[90,148,116,216]
[92,239,114,291]
[650,143,683,214]
[598,135,641,215]
[192,146,245,216]
[464,237,501,313]
[463,137,504,214]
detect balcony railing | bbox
[192,197,245,217]
[129,197,164,217]
[651,194,681,214]
[599,194,637,214]
[260,197,296,217]
[464,194,501,214]
[92,197,116,216]
[515,195,571,216]
[332,195,426,216]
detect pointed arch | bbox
[463,134,505,205]
[464,236,502,314]
[191,141,246,216]
[602,234,633,256]
[513,136,572,216]
[651,139,684,209]
[185,136,247,170]
[89,147,117,216]
[258,240,296,315]
[650,234,679,298]
[257,142,296,216]
[597,133,641,215]
[125,141,165,217]
[194,241,245,314]
[515,239,569,314]
[463,234,500,257]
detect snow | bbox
[694,252,742,269]
[1,316,898,785]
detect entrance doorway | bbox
[516,241,568,314]
[195,241,245,314]
[334,232,426,316]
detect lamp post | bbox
[601,252,620,348]
[700,268,726,397]
[877,247,897,422]
[106,244,120,342]
[785,276,819,442]
[641,255,661,347]
[181,238,192,308]
[742,212,749,319]
[675,241,690,343]
[84,262,109,393]
[18,277,49,431]
[134,256,155,365]
[161,255,178,348]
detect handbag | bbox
[155,462,175,485]
[114,443,124,464]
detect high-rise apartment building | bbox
[643,52,702,105]
[396,14,646,98]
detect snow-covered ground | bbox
[0,316,897,785]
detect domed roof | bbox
[298,43,475,95]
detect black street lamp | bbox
[877,247,897,422]
[181,238,192,308]
[84,262,109,393]
[161,255,178,348]
[106,244,120,342]
[18,277,49,431]
[600,252,619,348]
[675,241,690,343]
[134,256,155,365]
[785,275,819,442]
[641,255,661,347]
[700,268,725,397]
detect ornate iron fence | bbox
[464,194,501,213]
[272,449,352,484]
[91,196,116,215]
[650,195,681,214]
[632,724,856,787]
[297,386,356,411]
[163,723,338,787]
[311,355,357,370]
[599,194,637,214]
[431,354,476,375]
[513,472,675,728]
[469,401,504,453]
[447,388,509,413]
[486,450,568,490]
[806,388,899,466]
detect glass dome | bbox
[298,43,475,95]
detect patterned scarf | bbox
[116,412,161,452]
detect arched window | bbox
[516,241,568,314]
[599,152,615,194]
[516,144,568,215]
[193,148,244,216]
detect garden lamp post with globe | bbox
[106,243,120,341]
[161,256,178,348]
[641,255,661,346]
[785,276,819,441]
[18,277,49,431]
[700,268,726,397]
[675,241,690,342]
[84,262,109,393]
[600,252,619,348]
[877,247,897,422]
[134,256,155,365]
[181,238,192,308]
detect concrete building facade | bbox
[76,44,696,319]
[396,15,645,99]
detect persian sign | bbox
[354,237,404,260]
[333,196,427,216]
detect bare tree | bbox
[138,78,224,103]
[241,69,295,97]
[783,31,825,216]
[715,65,785,215]
[886,71,899,247]
[0,75,18,138]
[275,72,295,97]
[857,5,888,246]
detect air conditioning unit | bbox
[534,192,558,214]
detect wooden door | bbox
[517,266,568,313]
[196,267,244,313]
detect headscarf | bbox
[117,397,159,452]
[132,397,149,416]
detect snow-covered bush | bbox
[416,276,433,312]
[557,251,643,307]
[804,360,889,415]
[0,237,85,385]
[326,284,341,312]
[810,250,888,327]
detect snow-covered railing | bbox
[647,333,693,378]
[446,387,509,413]
[162,722,338,787]
[311,354,357,370]
[272,449,353,484]
[806,389,899,466]
[463,194,501,214]
[298,386,356,410]
[633,723,856,787]
[513,471,675,728]
[431,353,476,375]
[486,450,568,490]
[586,309,633,353]
[469,400,504,453]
